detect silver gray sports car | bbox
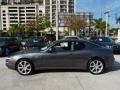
[6,39,115,75]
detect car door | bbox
[41,41,74,68]
[71,41,88,69]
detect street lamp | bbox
[104,9,110,37]
[56,0,59,40]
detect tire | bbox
[16,59,33,75]
[88,59,105,75]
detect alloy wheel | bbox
[17,60,32,75]
[89,60,104,74]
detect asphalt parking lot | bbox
[0,55,120,90]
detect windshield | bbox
[40,42,54,51]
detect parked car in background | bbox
[89,37,120,53]
[6,39,114,75]
[21,37,47,49]
[0,37,20,56]
[64,36,81,40]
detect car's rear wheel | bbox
[88,59,104,75]
[16,59,33,75]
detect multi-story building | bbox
[20,0,43,4]
[1,4,45,30]
[1,0,20,5]
[1,0,93,33]
[0,0,76,30]
[44,0,76,26]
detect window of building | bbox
[2,10,5,13]
[20,17,25,19]
[20,10,25,12]
[19,7,25,9]
[26,14,35,16]
[20,14,25,16]
[3,24,6,27]
[3,21,6,23]
[3,17,6,20]
[26,17,35,19]
[8,7,17,9]
[10,21,18,23]
[3,28,6,30]
[20,21,25,23]
[26,7,35,9]
[9,14,18,16]
[3,14,6,16]
[26,10,35,12]
[10,17,18,19]
[8,10,17,12]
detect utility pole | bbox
[56,0,59,40]
[104,9,110,37]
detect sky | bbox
[76,0,120,28]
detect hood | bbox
[9,48,41,56]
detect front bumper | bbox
[6,58,16,70]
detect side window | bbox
[53,42,71,52]
[74,41,85,50]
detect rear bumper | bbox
[104,55,115,68]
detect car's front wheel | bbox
[88,59,104,75]
[16,59,33,75]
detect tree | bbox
[26,16,51,36]
[26,19,36,37]
[64,15,87,36]
[8,24,25,37]
[92,18,106,36]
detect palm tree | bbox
[92,18,106,36]
[8,24,25,37]
[117,16,120,28]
